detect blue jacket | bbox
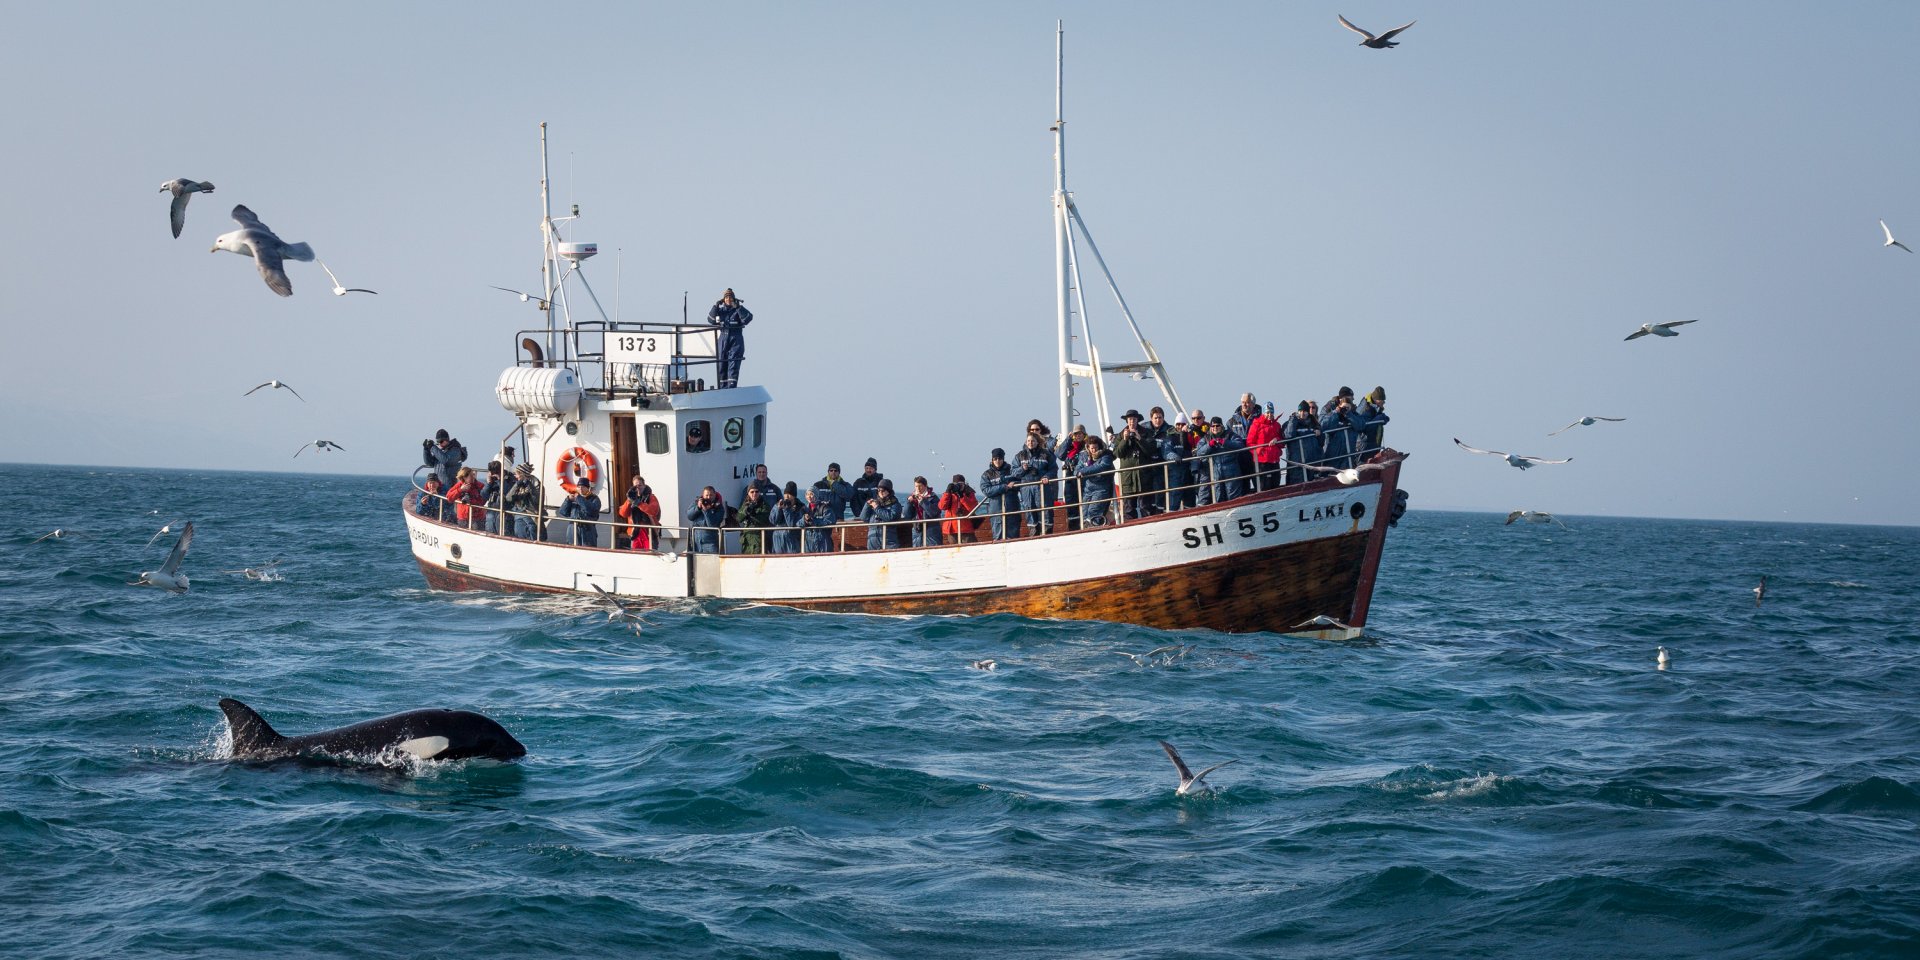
[1356,399,1389,456]
[1284,412,1323,469]
[812,476,855,521]
[1320,403,1359,466]
[1156,431,1189,488]
[1012,445,1057,509]
[801,498,837,553]
[860,495,905,550]
[559,491,602,522]
[1076,450,1116,504]
[415,490,453,523]
[686,500,728,553]
[1194,432,1246,479]
[423,439,467,488]
[979,463,1017,518]
[741,476,780,505]
[708,301,753,331]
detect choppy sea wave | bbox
[2,463,1918,958]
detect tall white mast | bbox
[1052,21,1073,436]
[539,122,556,360]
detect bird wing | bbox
[160,522,193,576]
[1336,14,1376,40]
[145,523,174,548]
[282,383,305,402]
[294,442,313,458]
[169,191,190,238]
[244,382,271,396]
[1191,758,1240,787]
[1661,319,1699,328]
[31,531,57,544]
[1548,420,1582,435]
[1593,417,1626,422]
[1375,20,1416,41]
[251,242,293,297]
[1624,327,1651,341]
[1896,241,1914,253]
[230,204,268,230]
[1159,741,1195,783]
[1453,438,1506,458]
[1519,455,1573,465]
[1883,219,1897,243]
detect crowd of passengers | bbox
[413,385,1388,554]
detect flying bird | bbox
[1549,416,1626,436]
[1159,741,1239,796]
[1505,510,1566,527]
[1453,439,1572,470]
[591,583,645,624]
[211,205,315,297]
[31,529,72,544]
[1624,320,1698,341]
[1880,220,1912,253]
[294,440,345,458]
[1753,576,1767,606]
[1303,462,1388,485]
[1337,14,1416,48]
[490,285,553,308]
[318,260,378,296]
[159,179,214,238]
[244,379,305,401]
[131,521,193,594]
[145,519,186,548]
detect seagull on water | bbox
[1293,615,1354,630]
[1505,510,1566,527]
[1624,320,1698,341]
[1337,14,1416,48]
[220,559,284,582]
[159,179,214,238]
[130,522,193,594]
[1753,576,1767,607]
[1160,741,1239,796]
[1880,220,1912,253]
[293,440,345,458]
[1549,416,1626,436]
[212,205,315,297]
[1656,646,1670,669]
[318,260,378,296]
[244,379,305,402]
[969,658,998,671]
[145,519,186,548]
[1454,439,1572,470]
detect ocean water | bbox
[3,461,1918,959]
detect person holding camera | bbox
[939,474,979,541]
[768,482,806,555]
[1284,400,1324,484]
[1012,432,1058,536]
[1075,436,1117,527]
[1197,417,1248,503]
[1356,386,1389,461]
[904,476,944,547]
[1054,425,1090,531]
[686,486,728,554]
[1320,387,1359,469]
[734,483,773,555]
[800,486,838,554]
[979,448,1021,540]
[851,458,885,516]
[1247,402,1285,492]
[504,462,543,540]
[558,480,604,547]
[422,428,466,489]
[859,478,906,550]
[708,288,753,389]
[1112,409,1153,521]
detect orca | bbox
[218,698,527,763]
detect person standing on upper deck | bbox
[1054,425,1090,532]
[687,486,728,554]
[423,429,467,489]
[1247,402,1284,492]
[1112,410,1152,521]
[505,462,543,540]
[708,288,753,389]
[1076,436,1117,527]
[1320,387,1359,469]
[559,482,604,547]
[979,448,1021,540]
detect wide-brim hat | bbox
[1122,409,1142,421]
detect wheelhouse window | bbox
[753,414,765,448]
[686,420,711,453]
[645,421,669,454]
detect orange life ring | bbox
[554,446,599,494]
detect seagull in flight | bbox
[591,584,645,623]
[1454,439,1572,470]
[244,379,305,402]
[131,522,193,594]
[1303,462,1389,485]
[1159,741,1239,796]
[1624,320,1699,341]
[1337,14,1416,48]
[211,205,314,297]
[31,529,73,544]
[1505,510,1566,527]
[159,179,214,238]
[1753,576,1767,607]
[294,440,345,458]
[318,260,378,296]
[490,285,553,308]
[1880,220,1912,253]
[145,519,186,548]
[1549,416,1626,436]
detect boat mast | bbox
[539,122,556,361]
[1052,22,1073,437]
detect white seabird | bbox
[160,179,214,239]
[1336,14,1415,48]
[1880,219,1912,253]
[1656,646,1670,669]
[969,658,997,671]
[1549,416,1626,436]
[1453,439,1572,470]
[31,529,72,544]
[318,260,378,296]
[293,440,345,458]
[1624,320,1698,341]
[591,583,644,623]
[1754,576,1767,607]
[489,285,553,308]
[145,519,186,548]
[131,522,193,594]
[244,379,305,402]
[1160,740,1239,796]
[1303,462,1388,485]
[211,205,315,297]
[220,559,283,582]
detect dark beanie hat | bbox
[878,477,893,491]
[1338,386,1354,398]
[865,457,878,468]
[435,428,450,441]
[991,447,1005,459]
[1297,400,1311,411]
[828,462,840,471]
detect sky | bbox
[3,1,1917,525]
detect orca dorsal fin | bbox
[218,698,287,755]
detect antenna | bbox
[615,247,622,324]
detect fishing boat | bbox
[402,29,1410,638]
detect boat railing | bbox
[518,319,728,396]
[407,426,1378,555]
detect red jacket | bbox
[1247,414,1283,465]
